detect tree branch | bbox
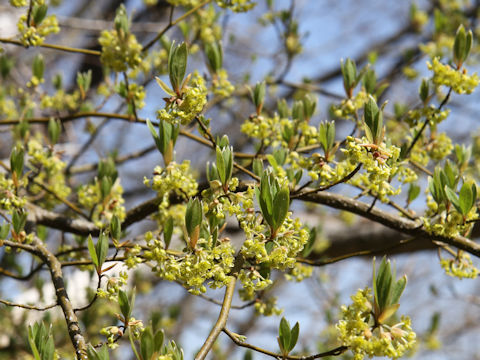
[195,277,236,360]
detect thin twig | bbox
[0,299,57,311]
[222,327,348,359]
[142,0,212,52]
[195,277,236,360]
[0,37,101,56]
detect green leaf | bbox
[118,290,130,320]
[377,303,400,324]
[375,258,393,310]
[454,24,467,66]
[205,41,223,72]
[32,54,45,80]
[33,4,48,26]
[407,184,420,204]
[47,118,61,144]
[319,121,335,156]
[216,146,226,184]
[341,58,357,96]
[277,98,290,118]
[445,186,462,213]
[140,327,154,360]
[110,215,122,241]
[302,227,316,257]
[154,330,164,354]
[364,96,383,144]
[363,68,376,94]
[292,100,304,121]
[257,172,274,228]
[252,158,263,177]
[87,235,99,269]
[147,119,162,152]
[278,317,291,354]
[458,182,476,215]
[252,81,266,112]
[272,187,289,231]
[96,232,109,269]
[302,94,317,120]
[155,77,176,97]
[10,145,24,178]
[12,210,27,235]
[168,42,188,93]
[419,78,429,103]
[288,322,299,352]
[0,223,9,239]
[164,217,174,250]
[390,275,407,305]
[28,325,42,360]
[185,198,202,237]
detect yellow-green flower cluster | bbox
[285,262,314,282]
[0,174,26,210]
[212,69,234,97]
[337,288,416,360]
[427,132,453,161]
[254,296,283,316]
[215,0,256,12]
[241,115,318,149]
[98,30,142,72]
[405,106,450,127]
[100,325,123,349]
[342,137,402,202]
[97,271,128,301]
[145,238,236,294]
[40,90,81,112]
[27,138,71,209]
[240,212,309,270]
[10,0,28,6]
[78,179,126,227]
[331,90,369,120]
[17,13,60,46]
[427,57,479,94]
[241,114,283,147]
[128,47,169,79]
[193,6,222,43]
[145,161,198,219]
[419,34,454,59]
[423,203,475,238]
[0,91,18,119]
[440,252,479,279]
[156,72,207,125]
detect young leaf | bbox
[47,118,61,144]
[87,235,99,269]
[390,275,407,305]
[375,258,393,310]
[378,303,400,324]
[32,54,45,80]
[110,215,122,241]
[419,78,429,103]
[288,322,299,352]
[407,183,420,204]
[118,289,133,321]
[445,186,462,213]
[168,42,188,94]
[164,216,174,249]
[458,182,476,215]
[96,232,109,269]
[141,327,154,360]
[205,41,223,72]
[278,317,291,354]
[251,81,266,113]
[272,187,289,232]
[155,77,176,97]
